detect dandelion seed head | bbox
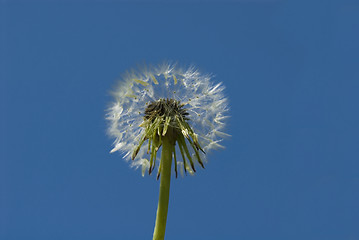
[107,63,229,177]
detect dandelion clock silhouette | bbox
[106,63,229,240]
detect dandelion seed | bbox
[107,63,229,176]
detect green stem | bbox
[152,134,173,240]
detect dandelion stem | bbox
[152,133,173,240]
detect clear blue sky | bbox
[1,1,359,239]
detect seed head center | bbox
[144,98,189,121]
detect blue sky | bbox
[1,1,359,239]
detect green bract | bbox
[132,98,205,178]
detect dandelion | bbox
[107,63,229,240]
